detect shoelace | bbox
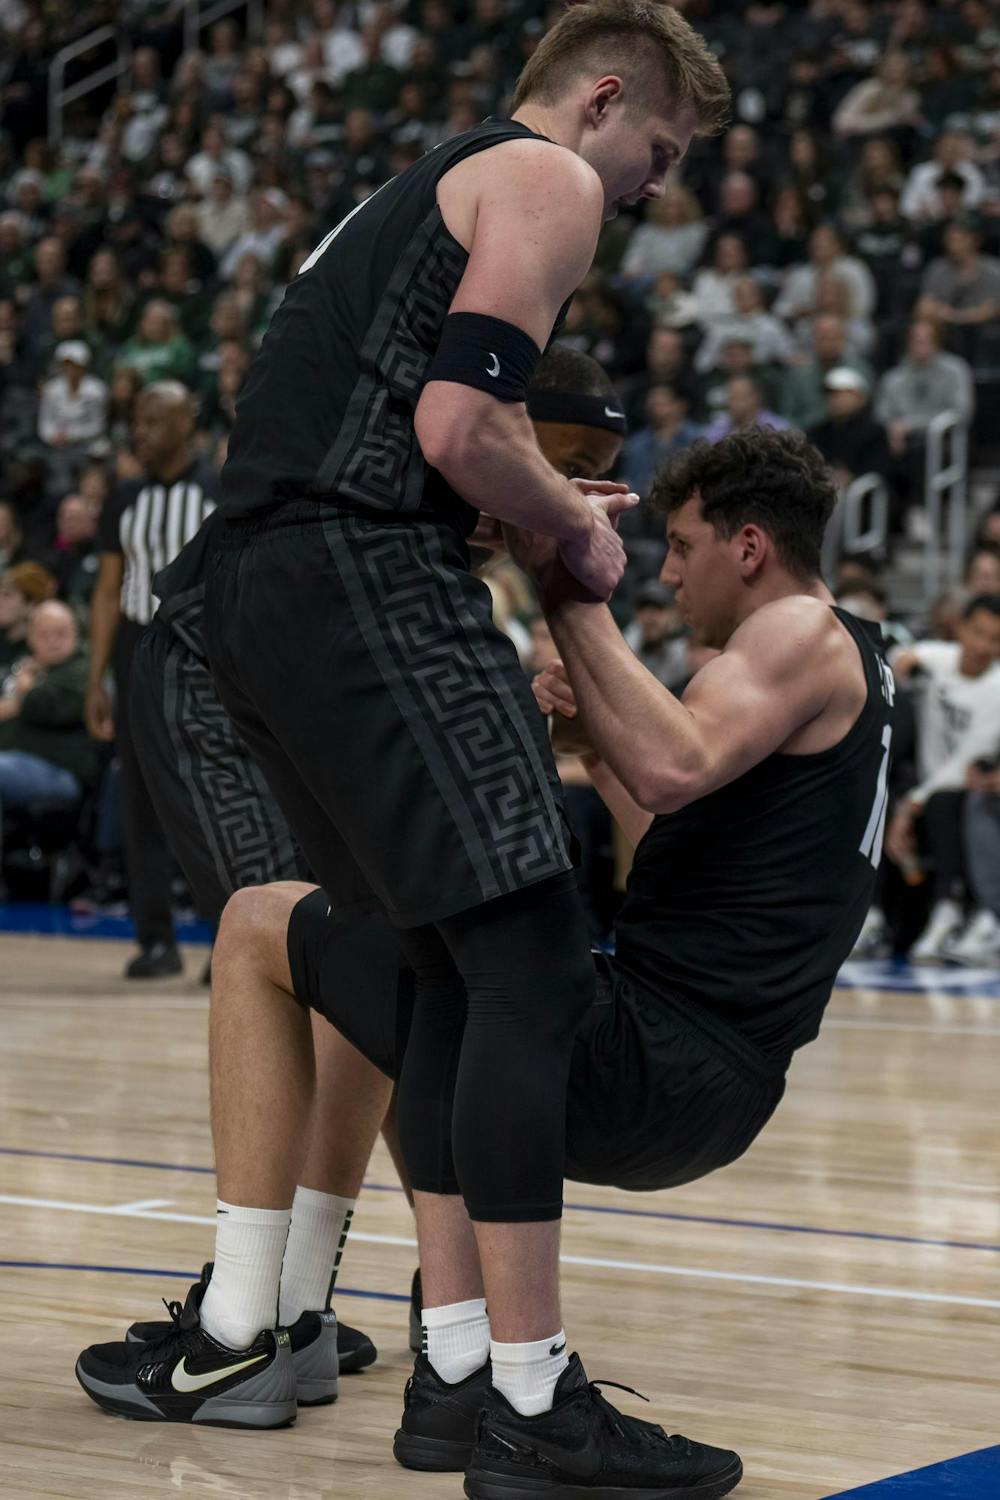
[587,1379,693,1455]
[139,1299,216,1365]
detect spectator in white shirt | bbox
[219,190,290,281]
[690,234,749,324]
[775,223,876,325]
[900,130,986,222]
[887,596,1000,960]
[694,276,796,373]
[185,121,253,197]
[620,185,708,281]
[833,52,921,138]
[196,169,250,258]
[38,341,108,449]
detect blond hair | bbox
[512,0,730,136]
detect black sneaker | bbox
[125,1264,369,1389]
[75,1302,296,1428]
[464,1355,742,1499]
[410,1267,423,1353]
[393,1353,492,1472]
[125,942,183,979]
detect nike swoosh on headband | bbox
[172,1352,268,1393]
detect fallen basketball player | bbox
[77,428,893,1500]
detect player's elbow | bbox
[633,760,707,816]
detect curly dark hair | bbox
[649,428,838,581]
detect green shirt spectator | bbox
[118,300,195,386]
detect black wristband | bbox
[426,312,541,403]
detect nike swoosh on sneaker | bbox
[495,1424,603,1480]
[171,1352,267,1393]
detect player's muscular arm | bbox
[415,144,604,545]
[545,597,835,814]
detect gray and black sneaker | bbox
[464,1354,742,1499]
[75,1300,296,1429]
[393,1352,492,1471]
[126,1262,374,1380]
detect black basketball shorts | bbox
[130,617,309,922]
[287,891,788,1193]
[204,503,574,928]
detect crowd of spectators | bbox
[2,0,1000,957]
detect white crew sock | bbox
[278,1186,355,1326]
[199,1200,290,1351]
[491,1331,569,1416]
[422,1298,491,1384]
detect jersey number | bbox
[860,723,893,869]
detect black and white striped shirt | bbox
[99,461,219,625]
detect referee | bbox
[86,381,218,977]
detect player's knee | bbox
[216,881,312,985]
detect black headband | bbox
[526,389,628,436]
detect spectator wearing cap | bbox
[900,129,986,221]
[916,221,1000,365]
[623,580,690,693]
[704,375,789,443]
[218,189,290,281]
[779,313,874,432]
[196,169,249,258]
[774,223,876,327]
[37,341,108,454]
[621,384,702,498]
[807,367,892,495]
[620,186,708,281]
[117,301,196,386]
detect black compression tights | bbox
[394,870,595,1222]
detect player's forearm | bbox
[420,396,592,543]
[546,600,706,812]
[583,755,654,848]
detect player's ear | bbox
[585,76,624,127]
[737,524,767,578]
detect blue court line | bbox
[4,1145,1000,1256]
[0,1261,409,1302]
[824,1446,1000,1497]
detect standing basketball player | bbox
[79,429,891,1500]
[199,0,729,1475]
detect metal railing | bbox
[923,411,968,602]
[48,26,132,147]
[822,472,890,579]
[183,0,264,54]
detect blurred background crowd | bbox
[1,0,1000,968]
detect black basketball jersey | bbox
[613,608,895,1057]
[220,118,552,529]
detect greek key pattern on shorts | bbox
[316,210,468,509]
[164,649,306,894]
[336,519,572,902]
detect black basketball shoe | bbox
[75,1309,296,1428]
[126,1262,376,1378]
[464,1355,743,1499]
[393,1352,492,1471]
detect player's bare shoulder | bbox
[438,137,603,255]
[730,594,838,663]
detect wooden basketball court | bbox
[2,930,998,1499]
